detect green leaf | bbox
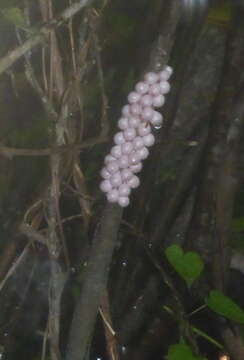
[206,290,244,324]
[2,7,26,28]
[232,216,244,232]
[207,0,232,27]
[165,245,204,287]
[166,343,205,360]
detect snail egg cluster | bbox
[100,66,173,207]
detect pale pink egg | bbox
[104,154,116,164]
[150,111,163,127]
[118,196,130,207]
[110,172,122,187]
[118,155,130,169]
[159,66,173,81]
[130,103,142,116]
[128,91,141,104]
[118,117,129,130]
[121,142,133,155]
[140,94,153,107]
[130,162,142,173]
[118,184,131,197]
[100,179,113,193]
[111,145,122,159]
[135,81,149,94]
[124,127,136,141]
[143,133,155,147]
[114,132,125,145]
[121,168,133,181]
[138,123,151,136]
[121,105,131,117]
[128,116,140,128]
[127,175,140,189]
[152,94,165,108]
[149,83,161,96]
[133,137,144,149]
[141,107,154,121]
[100,167,111,179]
[144,72,159,85]
[165,66,173,76]
[106,160,119,174]
[107,189,119,203]
[136,147,149,160]
[159,81,171,94]
[129,152,141,165]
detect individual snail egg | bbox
[114,132,125,145]
[129,151,141,165]
[106,160,119,174]
[165,65,173,76]
[130,162,142,173]
[100,179,113,193]
[118,117,129,130]
[118,184,131,197]
[100,167,111,179]
[118,155,130,169]
[110,172,122,187]
[107,189,119,203]
[143,133,155,147]
[140,94,153,107]
[123,127,136,141]
[159,81,171,94]
[141,107,154,121]
[151,111,163,127]
[152,94,165,108]
[128,116,140,128]
[135,81,149,94]
[128,91,141,104]
[104,154,116,164]
[121,168,133,181]
[127,175,140,189]
[133,136,144,149]
[159,66,173,81]
[121,105,131,117]
[149,83,161,96]
[138,123,151,136]
[111,145,122,159]
[136,146,149,160]
[118,196,130,207]
[121,142,133,155]
[130,103,142,116]
[144,72,159,85]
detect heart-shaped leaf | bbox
[206,290,244,324]
[166,343,205,360]
[165,245,204,287]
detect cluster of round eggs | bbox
[100,66,173,207]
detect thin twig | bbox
[0,243,31,292]
[90,11,109,136]
[0,135,108,157]
[41,319,49,360]
[0,0,96,76]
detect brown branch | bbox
[65,204,123,360]
[0,0,95,76]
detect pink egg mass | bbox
[100,66,173,207]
